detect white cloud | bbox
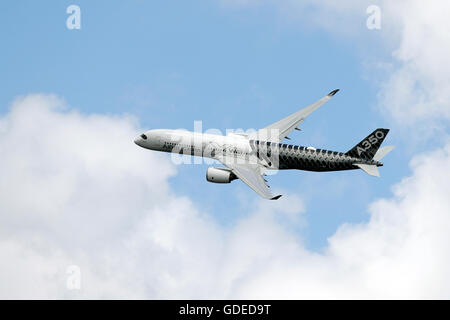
[221,141,450,299]
[2,0,450,300]
[0,94,449,299]
[0,94,177,298]
[376,0,450,131]
[220,0,450,132]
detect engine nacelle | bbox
[206,167,238,183]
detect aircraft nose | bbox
[134,136,144,147]
[134,133,148,147]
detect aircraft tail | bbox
[346,128,390,160]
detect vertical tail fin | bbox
[346,128,390,160]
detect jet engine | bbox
[206,167,238,183]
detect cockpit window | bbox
[140,134,147,140]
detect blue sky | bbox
[4,1,442,250]
[0,1,413,250]
[1,0,450,299]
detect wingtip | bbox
[271,195,282,200]
[328,89,340,96]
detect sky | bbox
[0,0,449,298]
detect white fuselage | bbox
[134,129,259,164]
[134,129,382,173]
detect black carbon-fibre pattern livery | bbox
[249,129,388,172]
[345,128,389,160]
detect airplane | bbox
[134,89,394,200]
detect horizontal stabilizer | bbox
[354,163,380,177]
[373,146,395,161]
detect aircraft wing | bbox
[250,89,339,142]
[216,156,282,200]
